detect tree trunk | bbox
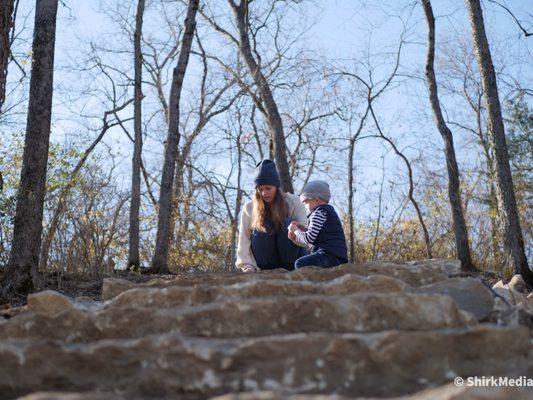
[474,108,502,269]
[1,0,58,300]
[230,125,244,270]
[150,0,198,274]
[488,183,502,267]
[0,0,15,113]
[371,159,386,262]
[128,0,145,271]
[347,137,356,263]
[465,0,532,285]
[422,0,474,272]
[346,106,370,263]
[230,0,293,193]
[170,151,186,251]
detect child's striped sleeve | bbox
[294,208,327,246]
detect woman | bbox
[236,159,307,272]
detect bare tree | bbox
[1,0,59,300]
[338,97,370,263]
[485,0,532,37]
[54,161,129,279]
[371,156,387,261]
[200,0,294,192]
[370,106,433,259]
[439,37,502,268]
[150,0,199,274]
[422,0,474,271]
[229,0,293,192]
[283,69,337,184]
[169,35,242,250]
[342,39,433,259]
[331,35,433,260]
[226,104,245,269]
[38,99,134,273]
[128,0,145,271]
[0,0,15,113]
[465,0,532,285]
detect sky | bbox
[4,0,532,227]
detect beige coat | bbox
[235,192,307,271]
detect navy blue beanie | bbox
[254,159,281,188]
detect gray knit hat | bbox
[299,180,331,202]
[254,159,281,188]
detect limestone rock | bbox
[492,280,505,290]
[496,303,533,331]
[1,293,471,342]
[26,290,101,318]
[399,382,533,399]
[209,382,533,399]
[97,293,471,339]
[101,260,451,301]
[0,326,529,399]
[0,309,100,342]
[492,287,527,311]
[16,393,125,400]
[101,278,136,301]
[27,291,75,317]
[407,259,462,276]
[2,259,531,400]
[18,383,533,400]
[492,276,528,299]
[508,274,527,294]
[105,274,411,310]
[210,393,348,400]
[339,261,449,286]
[417,278,494,321]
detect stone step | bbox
[14,382,533,400]
[16,394,125,400]
[104,274,411,309]
[209,383,533,399]
[0,326,528,399]
[0,293,472,341]
[102,261,451,301]
[416,277,495,321]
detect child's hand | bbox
[288,221,298,233]
[295,222,307,230]
[288,230,296,241]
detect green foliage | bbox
[0,134,96,268]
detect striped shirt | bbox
[294,208,328,246]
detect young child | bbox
[288,180,348,269]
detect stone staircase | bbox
[0,260,531,399]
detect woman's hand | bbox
[242,265,259,273]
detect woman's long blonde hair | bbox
[251,188,288,233]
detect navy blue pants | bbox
[251,218,307,270]
[294,249,343,269]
